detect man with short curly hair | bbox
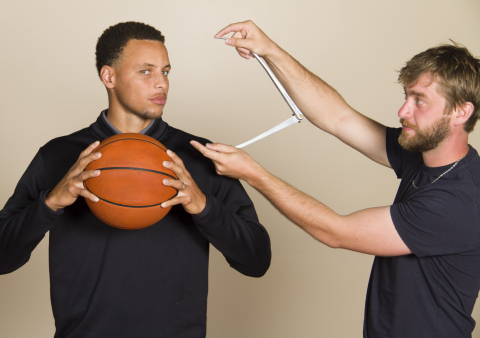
[0,21,271,338]
[194,20,480,337]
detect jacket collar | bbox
[89,109,168,141]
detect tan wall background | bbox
[1,0,480,337]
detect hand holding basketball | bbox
[45,141,101,212]
[161,149,207,215]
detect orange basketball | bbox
[84,133,178,230]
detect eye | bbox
[140,70,150,75]
[162,70,169,76]
[416,98,425,105]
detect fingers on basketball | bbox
[83,134,178,229]
[79,187,99,202]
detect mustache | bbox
[400,118,417,131]
[149,93,167,99]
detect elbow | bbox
[248,234,272,278]
[311,228,343,249]
[230,250,272,278]
[321,236,342,249]
[246,263,270,278]
[244,252,272,278]
[252,257,271,278]
[0,250,31,275]
[311,216,346,250]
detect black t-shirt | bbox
[364,127,480,338]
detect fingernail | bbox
[226,39,231,45]
[206,143,212,148]
[190,140,196,145]
[163,179,169,184]
[167,150,173,155]
[163,161,169,167]
[94,170,101,175]
[161,203,166,208]
[93,196,99,202]
[96,152,102,158]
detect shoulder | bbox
[161,125,212,164]
[162,125,211,148]
[40,127,95,155]
[161,124,216,180]
[38,127,96,174]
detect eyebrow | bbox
[137,63,171,69]
[405,89,428,99]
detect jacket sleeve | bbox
[192,176,271,277]
[0,151,62,274]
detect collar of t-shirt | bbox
[420,145,476,177]
[100,109,155,135]
[414,145,477,187]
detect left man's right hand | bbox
[45,141,102,212]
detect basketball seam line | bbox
[95,167,177,180]
[97,138,167,152]
[83,184,178,208]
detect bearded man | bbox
[194,20,480,338]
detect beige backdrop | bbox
[1,0,480,337]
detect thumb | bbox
[226,37,254,51]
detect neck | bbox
[106,100,153,134]
[422,131,469,167]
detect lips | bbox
[150,96,166,105]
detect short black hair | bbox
[95,21,165,77]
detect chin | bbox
[135,109,163,120]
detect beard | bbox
[131,108,163,120]
[398,116,451,152]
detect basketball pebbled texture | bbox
[84,133,178,230]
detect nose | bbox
[398,101,412,120]
[154,73,168,91]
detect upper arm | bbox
[336,206,411,256]
[330,107,390,168]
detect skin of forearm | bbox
[263,45,353,135]
[262,46,390,167]
[246,165,343,248]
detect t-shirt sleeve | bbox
[390,186,480,257]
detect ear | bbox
[100,65,115,89]
[452,102,474,127]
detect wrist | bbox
[245,162,269,188]
[45,192,61,212]
[264,42,286,64]
[189,192,207,215]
